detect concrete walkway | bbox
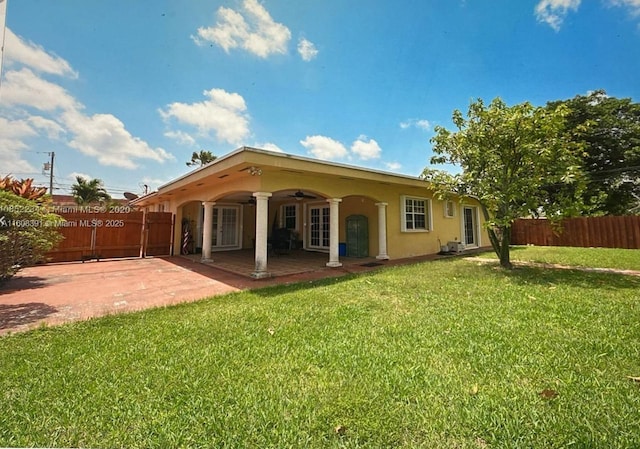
[0,255,417,335]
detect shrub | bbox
[0,175,48,201]
[0,191,64,282]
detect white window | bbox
[401,196,431,232]
[281,204,298,230]
[444,200,455,218]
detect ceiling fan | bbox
[240,196,256,205]
[288,190,317,200]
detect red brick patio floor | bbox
[0,250,487,336]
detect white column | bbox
[375,202,389,260]
[326,198,342,267]
[201,201,215,262]
[252,192,272,278]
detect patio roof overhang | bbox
[131,146,435,207]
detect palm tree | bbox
[71,176,111,205]
[186,150,217,167]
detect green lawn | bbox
[483,245,640,271]
[1,248,639,448]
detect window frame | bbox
[401,195,432,232]
[444,200,456,218]
[280,203,299,231]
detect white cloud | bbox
[385,162,402,171]
[0,117,37,144]
[140,176,170,193]
[1,68,81,111]
[260,142,284,153]
[28,116,66,139]
[0,115,64,174]
[4,28,79,78]
[400,118,431,131]
[351,136,381,160]
[1,32,174,172]
[415,120,431,131]
[535,0,581,31]
[160,88,250,145]
[164,130,196,146]
[607,0,640,16]
[0,151,35,174]
[300,135,348,160]
[535,0,640,30]
[297,38,318,61]
[192,0,291,58]
[62,109,175,169]
[68,172,92,182]
[2,69,173,170]
[0,117,38,173]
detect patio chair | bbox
[271,228,293,255]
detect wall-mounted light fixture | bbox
[248,166,263,176]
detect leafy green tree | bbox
[0,191,64,282]
[71,176,111,205]
[426,97,586,268]
[186,150,217,167]
[546,90,640,215]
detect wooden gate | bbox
[45,211,174,263]
[143,212,175,257]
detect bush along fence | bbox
[511,216,640,249]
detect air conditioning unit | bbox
[447,241,465,253]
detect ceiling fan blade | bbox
[287,190,317,199]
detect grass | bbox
[1,248,640,448]
[479,245,640,271]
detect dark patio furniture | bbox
[271,228,293,255]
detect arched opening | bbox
[175,189,387,276]
[178,192,257,256]
[177,200,205,255]
[268,189,328,252]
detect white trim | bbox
[400,195,432,232]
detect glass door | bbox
[210,206,240,250]
[309,205,330,250]
[463,206,477,247]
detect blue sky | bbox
[1,0,639,198]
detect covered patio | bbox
[181,249,387,278]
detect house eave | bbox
[156,146,434,196]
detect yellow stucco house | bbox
[132,147,488,278]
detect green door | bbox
[346,215,369,258]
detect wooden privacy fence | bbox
[45,211,174,263]
[144,212,175,256]
[512,216,640,249]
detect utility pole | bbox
[47,151,55,195]
[42,152,55,195]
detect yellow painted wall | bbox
[148,159,489,259]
